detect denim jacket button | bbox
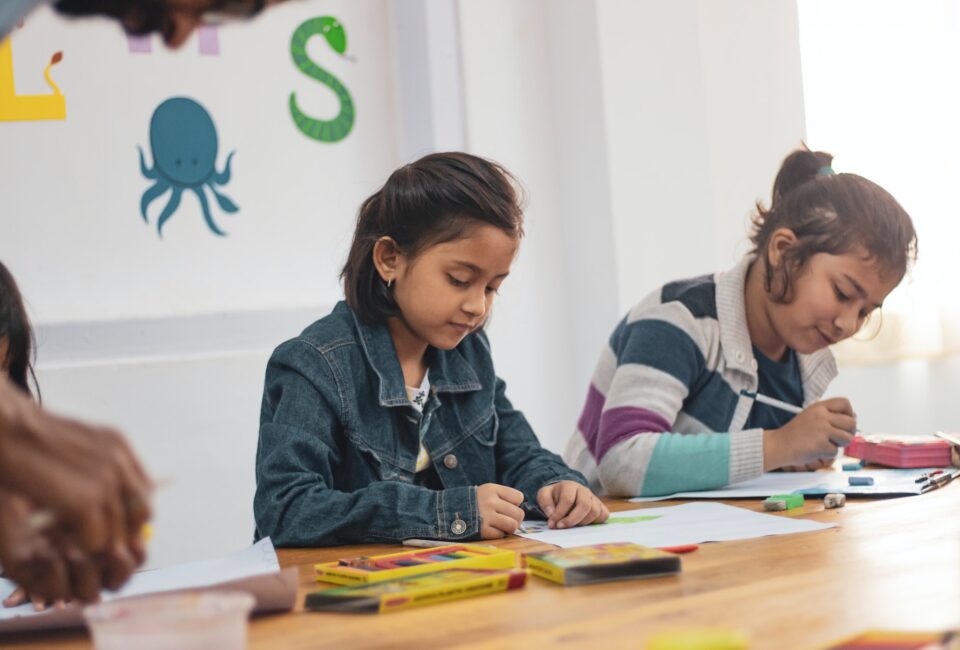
[451,518,467,535]
[443,453,458,469]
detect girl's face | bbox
[387,224,518,350]
[766,247,901,354]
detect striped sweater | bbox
[563,255,838,497]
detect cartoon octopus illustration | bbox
[138,97,238,237]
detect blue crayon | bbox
[849,476,874,486]
[842,462,863,471]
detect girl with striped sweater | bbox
[565,147,918,496]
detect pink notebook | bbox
[846,434,953,468]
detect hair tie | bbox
[817,165,835,176]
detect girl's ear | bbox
[767,227,799,269]
[372,236,402,284]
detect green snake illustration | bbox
[289,17,355,143]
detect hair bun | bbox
[771,146,834,204]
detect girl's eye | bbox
[833,285,849,302]
[485,286,500,296]
[447,274,469,288]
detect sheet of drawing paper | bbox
[628,468,937,502]
[0,537,297,633]
[516,502,834,549]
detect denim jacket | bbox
[254,302,587,546]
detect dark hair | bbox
[341,152,525,323]
[0,261,38,399]
[750,146,918,302]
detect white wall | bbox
[13,0,958,571]
[596,0,807,310]
[457,0,620,453]
[458,0,808,453]
[3,1,399,322]
[5,0,402,568]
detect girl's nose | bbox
[462,288,486,318]
[834,305,859,337]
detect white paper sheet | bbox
[0,537,298,634]
[516,502,835,548]
[628,468,943,502]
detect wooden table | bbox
[5,486,959,649]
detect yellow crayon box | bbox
[305,568,528,613]
[315,544,517,585]
[525,542,681,586]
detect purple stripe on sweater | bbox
[577,384,606,450]
[592,406,672,462]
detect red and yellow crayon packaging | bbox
[315,544,517,585]
[305,568,528,613]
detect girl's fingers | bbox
[31,595,47,612]
[591,498,610,524]
[487,512,521,535]
[822,397,854,416]
[493,500,525,525]
[828,428,854,448]
[583,498,604,525]
[556,490,593,529]
[494,485,524,506]
[829,414,857,434]
[536,487,557,518]
[549,483,579,526]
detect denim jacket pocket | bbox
[470,408,498,448]
[345,430,407,482]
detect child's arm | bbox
[489,376,593,514]
[254,341,480,546]
[583,312,763,497]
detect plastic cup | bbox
[84,590,255,650]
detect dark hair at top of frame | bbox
[749,146,918,302]
[0,260,38,400]
[341,152,525,323]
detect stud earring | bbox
[387,278,394,288]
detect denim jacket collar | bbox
[344,303,483,407]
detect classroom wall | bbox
[8,0,957,571]
[6,0,403,568]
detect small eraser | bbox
[848,476,874,486]
[824,493,846,509]
[842,462,863,471]
[763,498,787,511]
[768,493,804,509]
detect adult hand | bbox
[0,489,141,604]
[536,481,609,529]
[0,376,152,558]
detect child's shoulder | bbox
[626,272,718,323]
[613,272,721,357]
[276,302,360,358]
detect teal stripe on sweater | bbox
[640,432,730,496]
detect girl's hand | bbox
[536,481,609,529]
[476,483,524,539]
[780,457,835,472]
[764,398,856,471]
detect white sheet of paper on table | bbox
[516,502,835,549]
[628,468,939,502]
[0,537,297,634]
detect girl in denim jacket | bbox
[255,152,607,546]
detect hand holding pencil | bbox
[762,397,857,471]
